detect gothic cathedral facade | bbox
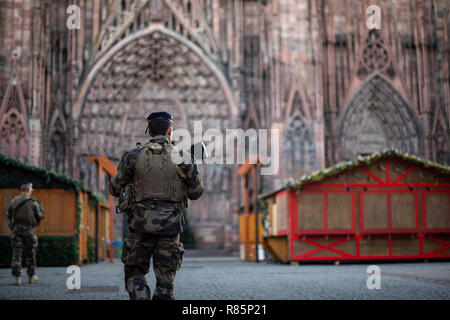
[0,0,448,248]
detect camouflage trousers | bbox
[10,228,38,277]
[121,231,184,300]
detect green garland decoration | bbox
[87,190,107,209]
[281,149,450,191]
[87,235,96,263]
[0,153,82,190]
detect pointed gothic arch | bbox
[73,24,238,162]
[345,29,413,117]
[431,107,450,164]
[73,24,237,120]
[0,70,28,159]
[47,110,68,173]
[283,83,316,177]
[244,93,260,131]
[338,73,423,160]
[285,81,311,120]
[283,112,316,176]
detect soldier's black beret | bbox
[19,181,32,190]
[147,112,173,123]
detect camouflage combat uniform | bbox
[6,194,45,277]
[109,135,203,300]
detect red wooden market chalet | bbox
[258,149,450,263]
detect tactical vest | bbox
[133,140,187,203]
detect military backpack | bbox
[128,140,188,235]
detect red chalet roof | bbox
[260,149,450,199]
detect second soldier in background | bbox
[109,111,204,300]
[6,182,45,286]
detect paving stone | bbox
[0,258,449,300]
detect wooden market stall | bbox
[261,150,450,263]
[78,190,112,264]
[237,159,265,262]
[0,154,83,266]
[0,154,117,266]
[86,156,117,263]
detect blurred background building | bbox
[0,0,448,253]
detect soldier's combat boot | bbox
[15,276,22,286]
[127,276,150,300]
[29,275,38,284]
[152,286,174,300]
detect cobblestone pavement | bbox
[0,257,449,300]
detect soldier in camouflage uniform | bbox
[6,182,45,286]
[109,112,204,300]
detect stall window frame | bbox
[359,189,420,235]
[294,189,356,235]
[422,189,450,234]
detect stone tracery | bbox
[338,74,422,160]
[357,30,396,80]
